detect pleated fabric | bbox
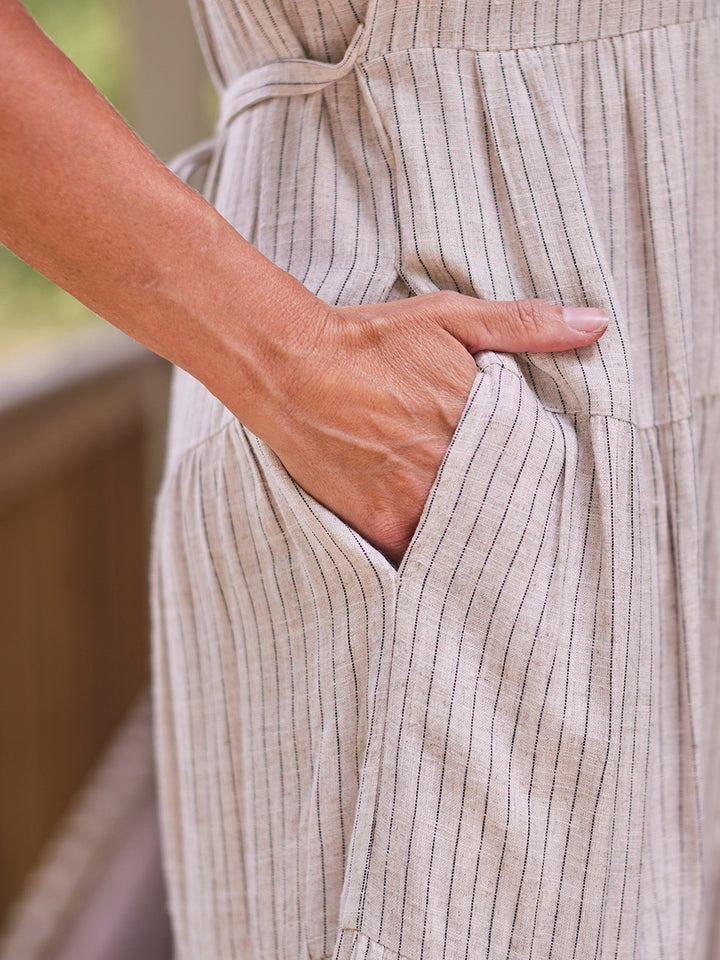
[151,0,720,957]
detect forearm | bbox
[0,0,326,431]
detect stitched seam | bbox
[357,12,719,62]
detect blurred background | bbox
[0,2,214,956]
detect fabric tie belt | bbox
[169,0,378,184]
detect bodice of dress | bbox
[190,0,717,81]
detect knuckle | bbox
[438,290,466,312]
[513,298,548,334]
[422,289,465,313]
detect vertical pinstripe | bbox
[152,0,720,956]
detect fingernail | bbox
[562,307,609,333]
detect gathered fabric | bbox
[152,0,720,956]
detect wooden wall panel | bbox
[0,330,170,918]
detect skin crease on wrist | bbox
[0,0,609,563]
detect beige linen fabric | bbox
[151,0,720,956]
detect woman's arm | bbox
[0,0,323,400]
[0,0,607,561]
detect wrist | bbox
[143,203,332,443]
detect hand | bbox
[262,292,608,564]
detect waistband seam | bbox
[213,10,717,130]
[362,9,718,57]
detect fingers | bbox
[416,292,609,354]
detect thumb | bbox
[426,293,609,354]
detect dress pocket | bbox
[244,348,538,582]
[395,349,551,579]
[335,343,652,960]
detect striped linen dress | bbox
[151,0,720,956]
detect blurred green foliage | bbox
[0,0,128,356]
